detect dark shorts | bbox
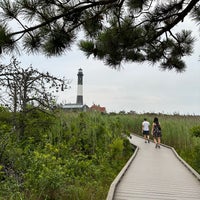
[143,130,149,135]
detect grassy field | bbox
[0,110,199,199]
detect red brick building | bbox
[90,104,106,113]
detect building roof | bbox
[62,103,84,109]
[90,104,106,113]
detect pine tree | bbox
[0,0,199,71]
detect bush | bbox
[190,126,200,137]
[0,111,134,199]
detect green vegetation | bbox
[0,108,133,200]
[0,108,199,200]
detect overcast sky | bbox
[1,19,200,115]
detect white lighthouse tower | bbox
[76,68,83,105]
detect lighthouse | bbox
[76,68,83,105]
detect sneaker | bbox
[155,144,158,148]
[148,139,150,143]
[145,141,147,143]
[158,145,160,148]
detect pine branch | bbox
[151,0,199,42]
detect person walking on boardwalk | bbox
[151,117,162,148]
[142,118,150,143]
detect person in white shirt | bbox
[142,118,150,143]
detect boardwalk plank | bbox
[112,134,200,200]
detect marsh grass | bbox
[0,110,199,199]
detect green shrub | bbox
[190,125,200,137]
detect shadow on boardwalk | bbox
[107,134,200,200]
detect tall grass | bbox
[0,110,199,200]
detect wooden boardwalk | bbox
[107,134,200,200]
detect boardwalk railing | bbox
[106,134,200,200]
